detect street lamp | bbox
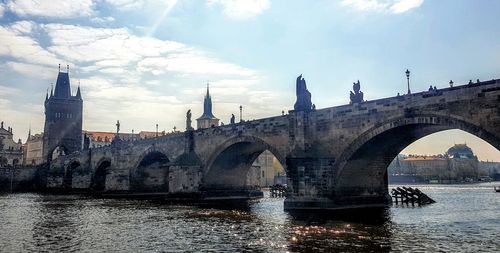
[405,69,411,94]
[156,124,158,137]
[239,105,243,123]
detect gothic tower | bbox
[43,65,83,162]
[196,83,219,129]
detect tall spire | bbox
[50,84,53,97]
[75,80,82,99]
[45,88,49,101]
[27,124,31,142]
[197,82,217,120]
[206,82,210,97]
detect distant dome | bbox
[447,144,475,159]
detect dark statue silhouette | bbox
[294,74,313,112]
[230,114,235,124]
[186,109,193,130]
[350,80,364,104]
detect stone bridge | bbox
[47,79,500,211]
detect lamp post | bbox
[156,124,158,137]
[239,105,243,123]
[405,69,411,94]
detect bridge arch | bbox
[49,145,68,162]
[91,158,111,192]
[129,149,170,192]
[202,135,285,190]
[334,114,500,197]
[63,160,82,189]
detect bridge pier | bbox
[284,157,392,211]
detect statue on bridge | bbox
[230,114,235,124]
[294,74,313,112]
[116,120,120,134]
[349,80,364,104]
[186,109,193,130]
[83,133,90,150]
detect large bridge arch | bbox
[202,135,286,190]
[91,158,111,192]
[334,114,500,198]
[129,149,171,192]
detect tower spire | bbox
[27,124,31,141]
[206,81,210,98]
[50,83,53,97]
[76,80,82,99]
[45,88,49,101]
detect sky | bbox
[0,0,499,161]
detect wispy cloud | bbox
[207,0,270,19]
[341,0,423,14]
[0,20,281,134]
[0,4,5,18]
[390,0,424,14]
[5,0,94,18]
[0,22,62,66]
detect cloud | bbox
[389,0,424,14]
[3,61,55,80]
[0,21,282,138]
[104,0,178,11]
[0,22,62,66]
[6,0,94,18]
[104,0,145,10]
[207,0,270,19]
[0,4,5,18]
[40,23,255,77]
[340,0,423,14]
[340,0,388,12]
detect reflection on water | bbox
[0,184,499,252]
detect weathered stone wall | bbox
[168,165,202,193]
[0,167,38,192]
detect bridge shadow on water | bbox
[286,207,392,225]
[202,200,394,252]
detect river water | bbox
[0,183,499,252]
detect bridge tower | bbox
[43,65,83,162]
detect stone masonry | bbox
[46,79,500,211]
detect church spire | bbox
[206,82,210,98]
[27,125,31,142]
[197,82,217,120]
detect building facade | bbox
[24,132,44,165]
[389,144,480,183]
[43,67,83,162]
[0,122,23,167]
[246,151,285,187]
[196,85,219,129]
[83,131,167,148]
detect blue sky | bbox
[0,0,499,160]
